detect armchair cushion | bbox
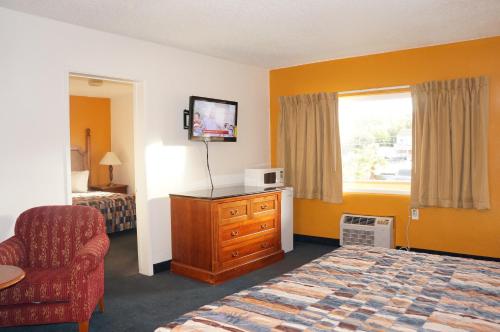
[0,267,71,306]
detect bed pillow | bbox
[72,170,90,193]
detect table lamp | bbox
[100,152,122,185]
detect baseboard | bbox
[395,246,500,262]
[294,234,340,247]
[293,234,498,262]
[153,260,171,274]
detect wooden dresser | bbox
[170,187,284,284]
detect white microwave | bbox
[244,168,284,187]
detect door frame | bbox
[65,72,153,276]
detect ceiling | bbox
[69,76,132,98]
[2,0,500,68]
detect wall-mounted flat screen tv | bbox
[188,96,238,142]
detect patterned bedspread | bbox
[157,246,500,332]
[72,191,136,233]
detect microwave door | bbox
[263,172,276,184]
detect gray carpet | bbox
[4,230,336,332]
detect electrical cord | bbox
[400,207,412,251]
[203,139,214,190]
[405,209,411,251]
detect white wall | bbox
[0,8,270,271]
[110,88,136,194]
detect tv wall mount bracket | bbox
[183,109,190,129]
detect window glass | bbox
[339,92,412,194]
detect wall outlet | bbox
[411,208,419,220]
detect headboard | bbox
[71,128,91,182]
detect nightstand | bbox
[90,184,128,194]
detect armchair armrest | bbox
[0,236,26,266]
[71,233,110,275]
[70,232,109,321]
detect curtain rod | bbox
[338,85,410,95]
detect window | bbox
[339,92,412,194]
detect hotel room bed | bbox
[157,245,500,332]
[72,191,136,233]
[70,129,136,234]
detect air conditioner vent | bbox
[343,216,376,226]
[342,228,375,246]
[340,213,394,249]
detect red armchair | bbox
[0,205,110,332]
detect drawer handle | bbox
[232,251,239,257]
[230,209,238,216]
[260,204,268,210]
[261,242,270,249]
[230,230,239,237]
[260,223,268,229]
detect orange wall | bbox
[70,96,111,186]
[270,37,500,258]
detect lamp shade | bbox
[100,152,122,166]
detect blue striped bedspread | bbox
[157,245,500,331]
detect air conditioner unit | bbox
[340,214,394,248]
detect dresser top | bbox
[169,186,285,200]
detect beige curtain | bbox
[411,77,489,209]
[278,92,342,203]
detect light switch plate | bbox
[411,208,419,220]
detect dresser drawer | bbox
[251,195,277,216]
[219,217,276,244]
[218,200,249,223]
[220,234,278,268]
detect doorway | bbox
[67,74,151,276]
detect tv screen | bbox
[189,96,238,142]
